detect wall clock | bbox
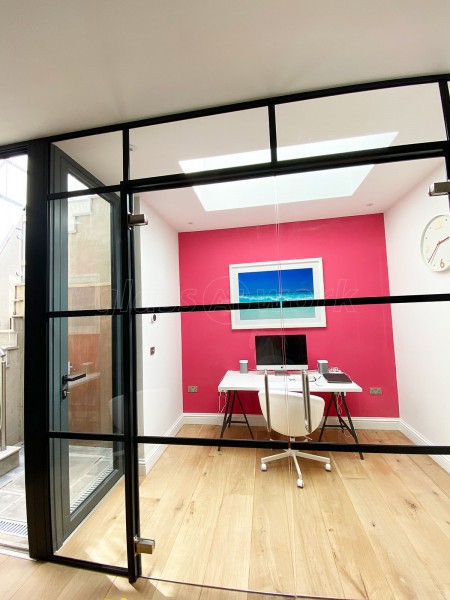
[421,214,450,272]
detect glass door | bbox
[49,148,124,548]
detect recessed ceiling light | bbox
[179,132,397,211]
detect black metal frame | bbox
[7,72,449,583]
[318,392,364,460]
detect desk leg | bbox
[218,391,232,450]
[235,392,254,440]
[318,395,333,442]
[318,392,363,459]
[218,390,254,450]
[338,392,363,460]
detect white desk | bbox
[218,370,363,457]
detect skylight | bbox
[179,132,397,211]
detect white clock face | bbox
[421,214,450,272]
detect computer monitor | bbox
[255,334,308,371]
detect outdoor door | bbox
[49,148,124,548]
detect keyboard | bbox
[267,374,316,383]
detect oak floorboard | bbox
[56,479,127,567]
[155,450,234,591]
[409,454,450,498]
[140,444,212,580]
[248,447,297,596]
[361,431,450,541]
[319,427,368,479]
[9,561,80,600]
[201,446,255,590]
[312,461,395,600]
[285,458,346,599]
[0,555,41,599]
[341,475,445,599]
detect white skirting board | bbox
[138,414,184,476]
[399,419,450,474]
[182,412,400,430]
[139,413,449,475]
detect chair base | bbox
[261,449,331,488]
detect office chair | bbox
[258,388,331,488]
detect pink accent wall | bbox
[179,215,399,418]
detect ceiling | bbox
[2,1,449,232]
[1,0,450,146]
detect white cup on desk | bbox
[239,360,248,374]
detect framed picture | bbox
[229,258,326,329]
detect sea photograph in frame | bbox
[229,258,326,329]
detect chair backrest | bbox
[258,389,325,438]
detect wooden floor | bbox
[25,426,450,599]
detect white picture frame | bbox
[229,258,326,329]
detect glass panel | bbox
[0,155,27,262]
[50,315,123,435]
[130,108,270,179]
[133,181,281,309]
[55,440,126,568]
[67,191,115,311]
[138,299,449,595]
[276,84,446,160]
[69,440,114,513]
[139,441,301,594]
[270,157,448,298]
[52,131,123,191]
[135,165,449,595]
[49,191,119,312]
[134,157,445,307]
[67,315,122,434]
[0,153,27,550]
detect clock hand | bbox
[428,236,449,263]
[428,242,440,263]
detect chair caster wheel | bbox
[261,463,267,472]
[325,463,331,472]
[297,479,304,488]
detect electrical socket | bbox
[370,387,382,395]
[187,385,198,393]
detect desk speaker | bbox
[239,360,248,374]
[317,360,328,374]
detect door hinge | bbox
[128,214,148,229]
[134,536,155,555]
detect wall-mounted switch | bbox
[187,385,198,392]
[369,387,382,395]
[150,347,155,355]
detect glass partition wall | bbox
[21,75,450,596]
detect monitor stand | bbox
[274,370,288,376]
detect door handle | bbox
[62,373,87,384]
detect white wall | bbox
[135,198,183,474]
[384,162,450,470]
